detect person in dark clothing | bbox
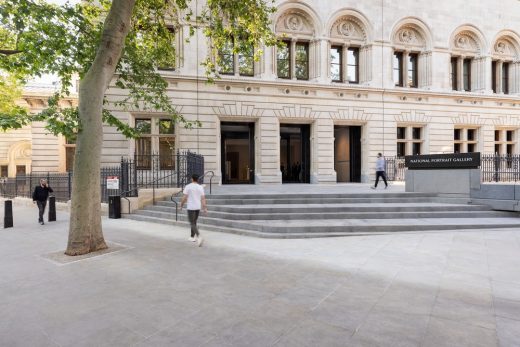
[32,179,53,225]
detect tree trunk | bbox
[65,0,136,256]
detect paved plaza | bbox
[1,204,520,346]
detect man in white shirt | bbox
[180,174,207,246]
[371,153,388,189]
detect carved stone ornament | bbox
[399,29,415,43]
[285,15,303,31]
[330,16,366,42]
[495,40,508,54]
[455,35,470,49]
[453,32,480,52]
[339,22,354,37]
[276,11,313,35]
[396,27,424,46]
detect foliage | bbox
[0,0,278,137]
[0,72,29,131]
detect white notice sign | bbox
[106,176,119,190]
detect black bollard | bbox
[48,196,56,222]
[4,200,13,228]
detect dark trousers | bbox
[375,171,388,187]
[187,210,200,237]
[36,200,47,222]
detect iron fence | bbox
[0,150,205,203]
[0,172,72,202]
[385,154,520,183]
[481,154,520,182]
[385,156,406,181]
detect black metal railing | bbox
[385,156,406,181]
[385,154,520,183]
[0,172,73,202]
[0,150,205,203]
[481,154,520,182]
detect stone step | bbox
[203,192,438,200]
[123,214,375,239]
[165,196,445,206]
[134,208,517,223]
[147,202,489,214]
[124,214,520,237]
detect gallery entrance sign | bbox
[405,153,480,170]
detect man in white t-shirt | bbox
[180,174,207,246]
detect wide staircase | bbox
[125,190,520,238]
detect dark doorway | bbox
[280,124,311,183]
[221,122,255,184]
[334,125,362,182]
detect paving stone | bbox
[422,317,498,347]
[496,316,520,347]
[2,205,520,346]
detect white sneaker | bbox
[197,237,204,247]
[189,237,196,242]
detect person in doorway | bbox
[371,153,388,189]
[32,179,53,225]
[180,174,207,247]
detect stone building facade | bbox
[15,0,520,184]
[0,85,78,177]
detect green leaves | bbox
[0,72,30,131]
[0,0,276,136]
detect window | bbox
[347,47,359,83]
[393,52,403,87]
[135,118,176,170]
[495,129,516,155]
[277,40,290,79]
[218,40,235,75]
[16,165,26,175]
[135,118,152,169]
[454,129,461,141]
[157,26,176,71]
[396,125,424,156]
[451,57,458,91]
[295,42,309,80]
[407,53,418,88]
[397,143,406,157]
[64,138,76,172]
[492,61,498,93]
[238,44,254,76]
[218,38,254,76]
[330,46,342,82]
[0,166,7,177]
[463,59,472,91]
[397,127,406,140]
[502,63,510,95]
[454,127,478,153]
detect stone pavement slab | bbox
[1,205,520,346]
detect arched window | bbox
[491,32,520,95]
[274,7,319,81]
[327,10,372,84]
[391,19,432,89]
[449,26,486,92]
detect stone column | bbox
[290,39,297,80]
[457,56,464,91]
[342,43,349,83]
[403,51,410,87]
[359,45,373,84]
[497,60,504,94]
[310,118,336,184]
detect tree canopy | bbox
[0,0,278,138]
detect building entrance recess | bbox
[334,126,362,183]
[280,124,310,183]
[221,122,255,184]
